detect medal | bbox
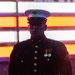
[44,48,52,57]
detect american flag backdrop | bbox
[0,2,75,58]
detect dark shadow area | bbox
[0,62,9,75]
[70,55,75,75]
[0,55,75,75]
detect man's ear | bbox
[44,25,47,31]
[28,25,30,31]
[44,19,47,31]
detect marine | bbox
[8,9,72,75]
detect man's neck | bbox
[31,35,46,42]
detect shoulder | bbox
[47,38,68,58]
[14,39,31,47]
[45,38,67,53]
[12,39,31,53]
[49,38,67,50]
[47,38,65,47]
[10,39,31,57]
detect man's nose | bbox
[33,26,38,29]
[32,26,39,31]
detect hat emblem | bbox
[32,11,37,14]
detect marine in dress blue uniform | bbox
[8,9,72,75]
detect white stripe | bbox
[18,2,75,13]
[0,2,16,13]
[19,30,75,41]
[0,31,17,42]
[45,30,75,41]
[0,30,75,42]
[0,2,75,13]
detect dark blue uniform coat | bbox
[9,37,72,75]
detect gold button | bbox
[34,51,38,54]
[21,60,23,63]
[39,40,41,42]
[34,63,37,66]
[34,57,37,60]
[34,69,37,72]
[47,59,50,61]
[35,45,38,48]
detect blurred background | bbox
[0,0,75,75]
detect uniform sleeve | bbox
[60,53,72,75]
[59,43,72,75]
[8,44,20,75]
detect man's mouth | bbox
[33,31,39,34]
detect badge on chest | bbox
[44,48,52,57]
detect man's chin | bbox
[33,34,39,37]
[32,34,41,39]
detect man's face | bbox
[28,17,47,38]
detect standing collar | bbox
[30,35,47,43]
